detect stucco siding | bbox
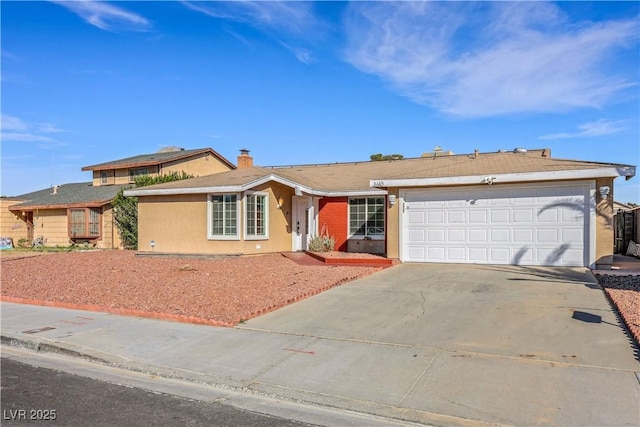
[386,188,400,259]
[137,183,294,254]
[595,177,614,267]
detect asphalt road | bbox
[1,358,313,427]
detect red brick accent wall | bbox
[318,197,348,252]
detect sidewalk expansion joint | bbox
[234,327,640,373]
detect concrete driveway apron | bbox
[241,264,640,426]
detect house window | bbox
[68,208,101,239]
[208,194,239,239]
[129,168,148,183]
[349,197,385,237]
[245,193,268,239]
[100,171,108,184]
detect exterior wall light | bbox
[388,195,396,207]
[150,240,156,251]
[599,186,610,200]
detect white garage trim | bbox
[399,180,596,267]
[372,166,634,189]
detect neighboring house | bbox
[125,148,636,269]
[81,146,235,186]
[1,147,235,248]
[3,183,129,248]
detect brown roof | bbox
[125,149,635,196]
[81,148,236,171]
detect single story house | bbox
[3,183,129,248]
[125,148,636,269]
[1,147,235,248]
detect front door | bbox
[293,197,310,251]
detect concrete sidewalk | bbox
[2,300,639,426]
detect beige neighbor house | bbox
[126,148,635,269]
[1,147,235,248]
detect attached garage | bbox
[400,182,593,267]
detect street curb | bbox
[1,332,249,390]
[0,296,236,328]
[1,332,487,427]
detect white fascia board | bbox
[264,175,385,196]
[370,167,635,189]
[124,173,387,197]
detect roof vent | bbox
[158,146,184,153]
[514,147,527,155]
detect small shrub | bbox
[308,235,335,252]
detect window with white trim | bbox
[208,194,239,239]
[245,193,268,239]
[349,197,385,238]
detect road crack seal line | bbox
[397,349,439,407]
[247,337,321,384]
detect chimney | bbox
[542,148,551,157]
[237,148,253,169]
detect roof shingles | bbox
[9,183,129,210]
[81,148,235,171]
[125,150,635,195]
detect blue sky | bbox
[2,1,639,203]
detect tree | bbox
[112,171,194,250]
[370,153,404,161]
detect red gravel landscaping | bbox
[596,274,640,346]
[1,251,381,326]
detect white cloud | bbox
[1,115,29,132]
[182,1,320,64]
[50,1,150,32]
[182,1,316,35]
[279,41,314,65]
[1,114,67,148]
[539,119,628,140]
[343,2,639,118]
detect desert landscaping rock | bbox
[1,251,380,325]
[596,274,640,345]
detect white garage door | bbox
[402,183,592,266]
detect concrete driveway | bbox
[242,263,640,425]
